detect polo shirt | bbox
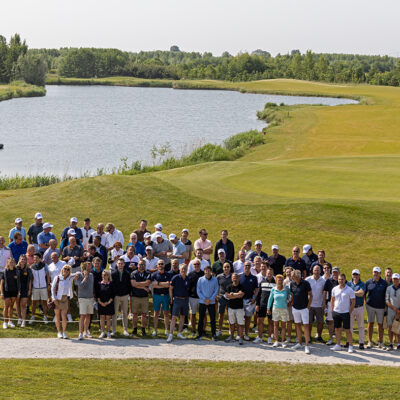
[9,240,28,262]
[37,231,56,252]
[194,238,212,261]
[248,250,268,262]
[62,245,83,268]
[170,274,190,298]
[9,227,26,241]
[152,240,173,264]
[187,270,204,298]
[302,253,318,273]
[212,259,233,276]
[144,256,159,272]
[105,229,124,248]
[216,273,232,295]
[267,254,286,275]
[347,280,366,307]
[239,273,258,299]
[365,278,388,309]
[134,229,150,243]
[27,223,43,244]
[290,279,311,310]
[305,276,326,307]
[285,257,307,275]
[331,285,355,313]
[126,241,146,257]
[61,226,83,241]
[151,271,170,295]
[130,270,150,297]
[172,240,187,265]
[167,269,180,280]
[256,278,276,307]
[233,260,245,275]
[323,278,338,303]
[225,283,244,309]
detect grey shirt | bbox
[386,285,400,309]
[62,245,83,268]
[43,248,60,266]
[152,240,173,264]
[75,272,94,298]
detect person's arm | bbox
[251,286,259,304]
[322,290,328,309]
[169,285,174,303]
[349,297,355,315]
[267,289,274,311]
[211,279,219,302]
[307,291,313,309]
[0,278,4,298]
[386,287,397,311]
[197,279,206,302]
[330,296,335,312]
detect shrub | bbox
[223,129,265,151]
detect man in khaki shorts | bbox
[130,259,151,336]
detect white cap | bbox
[15,218,23,223]
[154,223,163,230]
[182,228,189,233]
[70,217,78,223]
[43,222,53,229]
[35,213,42,219]
[145,246,153,251]
[352,269,360,275]
[393,273,400,279]
[144,232,151,239]
[271,244,279,250]
[154,232,162,238]
[255,240,262,246]
[218,248,226,254]
[303,244,312,254]
[169,233,177,241]
[67,228,76,235]
[67,258,75,266]
[373,266,381,273]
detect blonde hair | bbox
[6,258,16,270]
[61,265,71,275]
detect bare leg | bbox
[55,309,61,332]
[100,315,105,332]
[257,317,265,339]
[178,315,185,333]
[61,310,68,332]
[154,311,160,330]
[368,322,374,342]
[163,311,170,331]
[170,316,177,334]
[295,323,303,345]
[378,323,384,343]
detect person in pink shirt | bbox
[194,229,213,265]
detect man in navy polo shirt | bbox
[285,246,307,277]
[61,217,83,242]
[302,244,318,276]
[268,245,286,276]
[167,264,190,343]
[365,266,388,348]
[239,261,258,341]
[248,240,268,262]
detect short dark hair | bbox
[84,218,90,222]
[140,219,147,224]
[34,252,42,258]
[204,265,212,271]
[14,232,22,240]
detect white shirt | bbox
[331,285,355,313]
[233,260,245,275]
[110,248,124,269]
[187,258,209,274]
[105,229,124,248]
[48,260,66,283]
[150,231,168,241]
[306,276,326,307]
[0,247,11,272]
[81,227,96,249]
[51,274,73,300]
[90,231,107,247]
[144,256,159,272]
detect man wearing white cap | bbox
[365,267,388,348]
[347,269,366,349]
[153,232,173,271]
[248,240,268,262]
[37,223,56,254]
[28,213,43,252]
[60,228,83,251]
[9,218,26,244]
[151,223,167,241]
[268,245,286,276]
[168,234,187,265]
[302,244,318,276]
[212,249,233,276]
[61,218,83,242]
[385,273,400,350]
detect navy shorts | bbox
[218,297,228,314]
[258,305,272,319]
[172,298,189,317]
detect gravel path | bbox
[0,338,399,366]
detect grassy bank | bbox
[0,81,46,102]
[0,359,398,399]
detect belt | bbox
[355,305,364,308]
[175,296,188,300]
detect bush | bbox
[264,102,278,108]
[185,143,232,163]
[223,129,265,151]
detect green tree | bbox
[16,53,47,86]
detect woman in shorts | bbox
[16,254,32,327]
[95,270,115,338]
[267,274,291,348]
[0,258,18,329]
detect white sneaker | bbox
[177,332,186,340]
[253,336,263,344]
[331,344,342,351]
[164,330,169,335]
[314,333,319,339]
[8,321,15,328]
[17,318,22,325]
[236,335,240,341]
[267,337,273,344]
[21,320,26,328]
[43,316,48,325]
[107,332,111,339]
[282,342,287,349]
[2,322,7,329]
[244,334,250,341]
[63,332,69,339]
[57,332,63,339]
[123,330,130,337]
[29,316,35,324]
[305,346,311,354]
[293,343,302,350]
[86,330,92,338]
[284,338,291,344]
[216,330,222,337]
[67,314,73,322]
[110,331,116,336]
[272,341,279,347]
[326,339,334,345]
[152,330,157,337]
[348,346,354,353]
[78,333,84,340]
[167,333,173,343]
[99,332,105,339]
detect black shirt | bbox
[217,273,232,295]
[151,271,170,296]
[111,270,131,297]
[256,278,276,307]
[268,254,286,275]
[285,257,307,275]
[92,269,103,289]
[302,253,318,274]
[96,281,115,303]
[27,223,43,244]
[187,270,205,298]
[226,283,244,309]
[130,270,151,297]
[323,278,339,303]
[290,279,311,310]
[1,269,18,292]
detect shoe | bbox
[212,335,217,341]
[253,336,263,344]
[282,342,287,348]
[164,330,169,336]
[316,337,326,344]
[305,346,311,354]
[195,335,202,341]
[330,344,342,351]
[86,331,92,338]
[29,316,35,324]
[326,339,333,345]
[132,328,137,335]
[111,331,116,336]
[141,328,146,336]
[43,316,48,325]
[167,333,173,343]
[2,322,7,329]
[243,334,250,341]
[386,344,393,351]
[236,335,240,341]
[366,341,373,349]
[252,326,257,332]
[225,336,234,343]
[348,346,354,353]
[272,341,279,347]
[83,332,88,338]
[216,330,222,337]
[284,338,291,344]
[314,333,319,339]
[344,342,349,348]
[78,333,84,340]
[293,343,302,350]
[17,318,22,325]
[57,332,63,339]
[177,332,186,340]
[238,338,244,345]
[21,320,26,328]
[107,332,111,339]
[7,321,15,328]
[397,344,400,351]
[123,330,130,337]
[378,342,385,349]
[152,330,157,337]
[99,332,105,339]
[63,332,69,339]
[267,337,272,345]
[359,343,365,350]
[67,314,73,322]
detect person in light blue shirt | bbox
[196,265,219,340]
[37,223,57,254]
[168,234,187,265]
[126,232,145,257]
[9,218,26,243]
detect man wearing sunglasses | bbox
[285,246,307,278]
[194,229,213,265]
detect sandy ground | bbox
[0,338,399,366]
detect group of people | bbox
[1,214,399,355]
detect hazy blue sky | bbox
[1,0,399,56]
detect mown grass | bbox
[0,359,399,399]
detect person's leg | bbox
[317,322,324,338]
[61,310,68,332]
[55,309,61,332]
[154,311,160,330]
[304,323,310,346]
[273,321,279,342]
[132,313,138,329]
[345,329,353,346]
[20,298,27,322]
[238,324,244,339]
[106,315,111,333]
[169,316,177,334]
[308,308,314,339]
[295,323,303,345]
[178,315,185,333]
[355,307,364,344]
[257,317,265,338]
[79,314,85,333]
[368,322,374,342]
[336,327,342,345]
[198,303,206,337]
[268,318,273,338]
[378,323,384,343]
[141,312,147,329]
[190,311,197,334]
[100,315,105,332]
[31,300,38,316]
[328,320,334,339]
[287,321,292,341]
[208,304,216,336]
[121,295,129,331]
[41,299,48,318]
[84,314,90,333]
[16,297,21,319]
[112,296,121,333]
[281,322,286,342]
[229,323,235,337]
[244,316,251,336]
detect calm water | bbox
[0,86,357,175]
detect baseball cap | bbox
[70,217,78,223]
[303,244,312,254]
[169,233,177,240]
[218,249,226,254]
[67,228,76,235]
[154,232,162,238]
[373,266,381,273]
[352,269,360,275]
[255,240,262,246]
[144,232,151,239]
[43,222,53,229]
[154,223,163,230]
[271,244,279,250]
[15,218,22,223]
[182,228,189,234]
[35,213,42,219]
[393,273,400,279]
[332,267,340,272]
[145,246,153,251]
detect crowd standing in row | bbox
[1,215,399,354]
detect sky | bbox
[1,0,399,57]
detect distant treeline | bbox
[30,45,400,86]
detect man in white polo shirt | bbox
[187,249,209,274]
[105,223,124,251]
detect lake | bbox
[0,85,357,176]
